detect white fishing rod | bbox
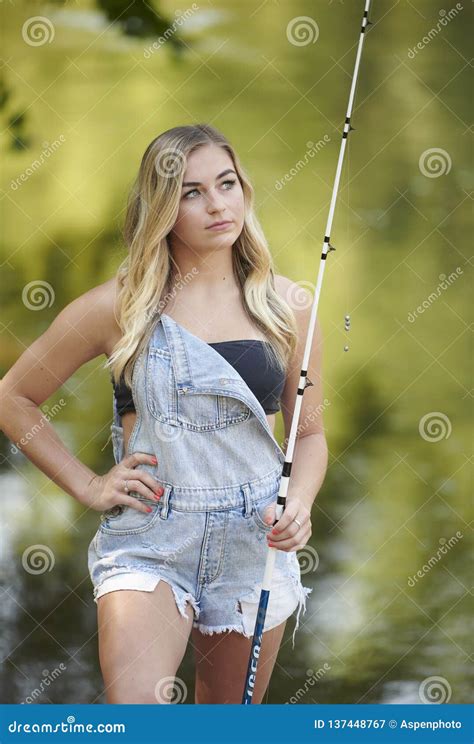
[242,0,373,704]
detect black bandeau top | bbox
[113,339,286,416]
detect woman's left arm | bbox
[268,276,329,550]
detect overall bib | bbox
[88,312,312,648]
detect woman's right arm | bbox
[0,279,161,512]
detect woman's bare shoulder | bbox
[83,276,122,353]
[0,277,122,406]
[273,273,293,297]
[55,276,122,358]
[273,272,319,337]
[273,273,311,310]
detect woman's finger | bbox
[270,515,309,542]
[273,502,310,536]
[122,451,158,469]
[116,475,161,502]
[267,526,311,551]
[262,503,276,525]
[120,494,157,514]
[272,498,300,532]
[121,467,163,497]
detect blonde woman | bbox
[0,124,328,704]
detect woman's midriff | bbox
[120,410,276,456]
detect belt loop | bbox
[241,483,252,518]
[159,484,172,520]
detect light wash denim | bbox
[88,312,312,647]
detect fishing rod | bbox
[242,0,373,704]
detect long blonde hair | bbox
[106,123,298,388]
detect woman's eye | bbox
[183,188,199,199]
[183,179,236,200]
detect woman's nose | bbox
[206,189,226,211]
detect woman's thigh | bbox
[97,579,194,703]
[192,620,287,704]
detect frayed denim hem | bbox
[192,622,253,637]
[290,581,313,650]
[92,569,201,623]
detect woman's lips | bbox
[206,221,233,231]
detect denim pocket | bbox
[145,345,251,432]
[99,500,161,535]
[251,490,278,531]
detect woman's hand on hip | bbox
[83,452,164,513]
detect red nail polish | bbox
[146,506,152,513]
[151,457,157,464]
[271,528,278,535]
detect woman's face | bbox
[169,143,245,254]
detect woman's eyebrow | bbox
[182,169,236,187]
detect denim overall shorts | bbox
[88,312,312,648]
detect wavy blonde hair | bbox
[105,123,298,389]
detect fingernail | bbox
[151,457,157,464]
[146,506,152,513]
[271,528,279,535]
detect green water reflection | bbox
[0,0,471,704]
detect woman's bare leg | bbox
[192,621,287,704]
[97,579,194,703]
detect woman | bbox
[0,124,328,704]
